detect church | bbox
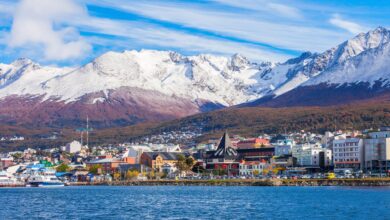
[205,132,240,176]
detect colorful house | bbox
[140,152,182,172]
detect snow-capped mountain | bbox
[258,26,390,97]
[0,50,274,106]
[1,27,390,127]
[0,50,275,127]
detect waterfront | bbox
[1,186,389,219]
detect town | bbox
[1,126,390,187]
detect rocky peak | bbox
[230,53,250,71]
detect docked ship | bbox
[25,164,64,187]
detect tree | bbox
[113,172,121,181]
[192,163,206,173]
[56,163,70,172]
[147,171,155,179]
[185,157,195,170]
[253,170,260,176]
[176,154,196,176]
[11,152,23,162]
[126,170,139,180]
[89,164,102,175]
[176,154,187,175]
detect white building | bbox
[333,138,363,170]
[292,143,332,167]
[321,131,335,148]
[274,145,291,156]
[239,161,266,176]
[149,144,181,152]
[65,140,82,154]
[363,131,390,172]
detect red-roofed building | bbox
[237,138,270,149]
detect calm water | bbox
[0,186,389,219]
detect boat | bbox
[27,168,64,187]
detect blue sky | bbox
[0,0,390,66]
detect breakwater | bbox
[69,178,390,187]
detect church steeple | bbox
[213,131,238,159]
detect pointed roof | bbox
[212,131,238,159]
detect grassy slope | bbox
[94,101,390,143]
[1,102,389,151]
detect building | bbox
[86,158,124,174]
[237,147,275,162]
[321,131,335,148]
[123,145,152,164]
[140,152,182,172]
[271,135,294,146]
[239,161,266,176]
[271,155,295,169]
[292,143,332,168]
[0,158,13,170]
[333,138,363,170]
[65,141,82,154]
[205,132,239,176]
[149,144,182,152]
[274,145,292,157]
[363,131,390,173]
[237,138,269,149]
[121,149,137,164]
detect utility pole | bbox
[86,115,89,148]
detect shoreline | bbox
[68,178,390,187]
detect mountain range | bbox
[0,27,390,129]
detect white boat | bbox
[27,168,64,187]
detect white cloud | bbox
[267,3,302,19]
[9,0,91,61]
[76,16,290,62]
[92,1,347,53]
[212,0,303,19]
[329,14,364,34]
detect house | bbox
[333,137,363,170]
[239,160,266,176]
[363,131,390,173]
[161,163,177,176]
[140,152,182,172]
[205,132,239,176]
